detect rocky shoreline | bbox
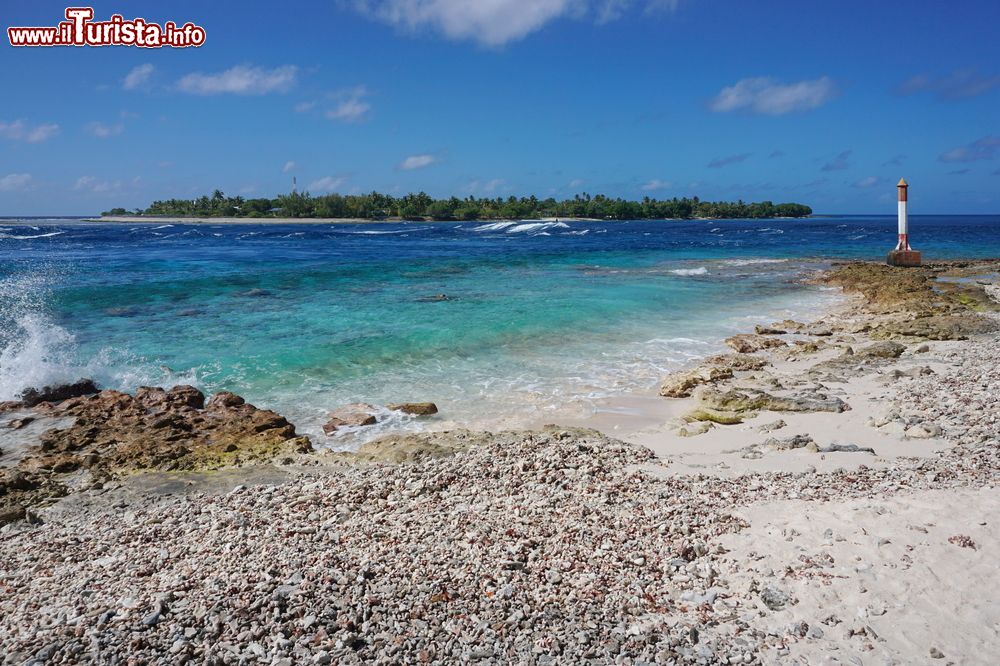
[1,260,999,664]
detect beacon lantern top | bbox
[897,178,908,188]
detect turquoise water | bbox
[1,215,998,445]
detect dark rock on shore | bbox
[19,379,99,408]
[697,388,849,414]
[855,341,906,359]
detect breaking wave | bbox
[670,267,709,276]
[0,270,154,400]
[0,231,65,240]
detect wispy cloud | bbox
[709,76,837,115]
[939,136,1000,163]
[466,178,506,193]
[122,63,154,90]
[896,69,1000,99]
[73,176,121,193]
[307,176,346,192]
[326,86,372,122]
[821,149,852,172]
[351,0,683,47]
[947,168,971,175]
[768,150,785,159]
[0,119,60,143]
[282,161,297,173]
[87,121,124,138]
[177,65,297,95]
[852,176,881,189]
[707,153,751,168]
[399,154,437,170]
[640,179,672,191]
[883,154,906,167]
[294,101,317,113]
[567,178,585,189]
[0,173,32,192]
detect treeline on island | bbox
[104,190,812,221]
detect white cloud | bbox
[640,179,672,191]
[466,178,505,193]
[73,176,121,193]
[87,122,124,138]
[176,65,298,95]
[709,76,838,115]
[294,101,317,113]
[307,176,346,193]
[0,173,32,192]
[853,176,881,189]
[399,154,437,170]
[352,0,682,46]
[0,119,60,143]
[326,86,372,122]
[282,161,297,173]
[122,63,154,90]
[939,136,1000,163]
[568,178,584,189]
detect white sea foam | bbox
[722,258,789,266]
[564,229,590,236]
[670,267,709,276]
[475,221,570,235]
[472,221,517,232]
[0,231,65,240]
[345,227,431,235]
[151,224,174,230]
[0,271,156,400]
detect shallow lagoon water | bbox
[1,215,998,446]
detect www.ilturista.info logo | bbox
[8,7,206,48]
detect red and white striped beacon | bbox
[887,178,921,267]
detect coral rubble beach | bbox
[1,260,999,664]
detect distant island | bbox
[104,190,812,221]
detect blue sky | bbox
[1,0,998,215]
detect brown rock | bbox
[386,402,439,416]
[323,403,378,434]
[705,353,769,371]
[0,401,24,413]
[754,325,787,335]
[21,386,308,485]
[659,366,733,398]
[724,334,787,354]
[205,391,246,411]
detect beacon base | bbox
[887,249,922,267]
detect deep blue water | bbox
[1,215,997,445]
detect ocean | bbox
[1,215,998,446]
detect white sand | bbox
[720,486,1000,664]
